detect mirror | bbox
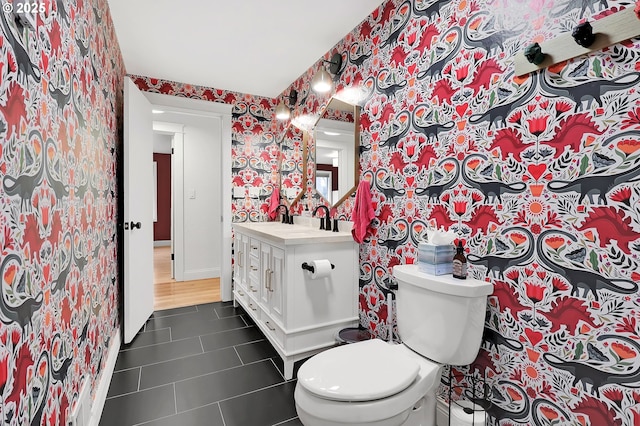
[312,98,360,208]
[278,123,307,206]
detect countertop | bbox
[233,221,356,245]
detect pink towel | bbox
[268,188,280,220]
[351,180,375,243]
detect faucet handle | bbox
[325,218,332,231]
[319,217,325,230]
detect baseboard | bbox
[154,240,171,247]
[183,267,220,281]
[89,329,121,426]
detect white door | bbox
[123,77,154,344]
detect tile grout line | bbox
[170,358,279,386]
[218,402,227,426]
[270,357,286,381]
[134,354,275,394]
[119,327,172,352]
[273,417,299,426]
[173,382,178,416]
[240,315,249,327]
[212,379,293,406]
[232,345,243,365]
[117,338,262,372]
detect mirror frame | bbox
[312,98,361,209]
[278,123,308,209]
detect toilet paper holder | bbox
[302,262,335,273]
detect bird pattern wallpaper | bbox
[1,0,124,424]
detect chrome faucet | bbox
[312,205,332,231]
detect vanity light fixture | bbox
[275,90,299,120]
[311,52,343,93]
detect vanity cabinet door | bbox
[260,243,284,325]
[269,247,284,324]
[233,233,249,292]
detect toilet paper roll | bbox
[310,259,333,279]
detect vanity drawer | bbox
[233,288,248,310]
[260,313,285,349]
[249,239,261,258]
[248,256,260,282]
[247,277,260,298]
[246,298,260,317]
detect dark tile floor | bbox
[100,301,305,426]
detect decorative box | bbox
[418,243,455,264]
[418,262,453,275]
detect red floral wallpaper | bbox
[285,0,640,424]
[67,0,640,424]
[1,0,124,424]
[129,74,290,223]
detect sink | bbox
[233,221,353,245]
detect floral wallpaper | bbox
[280,0,640,424]
[129,74,289,223]
[94,0,640,424]
[1,0,124,424]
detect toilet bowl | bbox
[295,339,442,426]
[293,265,493,426]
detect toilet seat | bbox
[295,339,443,425]
[298,339,420,401]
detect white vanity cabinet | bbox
[232,222,359,379]
[233,233,249,295]
[260,243,284,324]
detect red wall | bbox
[154,153,172,241]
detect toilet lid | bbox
[297,339,420,402]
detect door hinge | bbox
[171,148,174,154]
[171,253,174,260]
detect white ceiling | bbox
[107,1,384,99]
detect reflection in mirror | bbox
[279,124,307,206]
[312,98,360,208]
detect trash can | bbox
[335,326,372,345]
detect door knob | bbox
[130,221,142,229]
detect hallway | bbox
[153,246,221,310]
[100,301,303,425]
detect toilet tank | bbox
[393,265,493,366]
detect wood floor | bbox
[154,246,221,311]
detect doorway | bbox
[151,129,221,310]
[144,92,233,309]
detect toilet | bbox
[294,264,493,426]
